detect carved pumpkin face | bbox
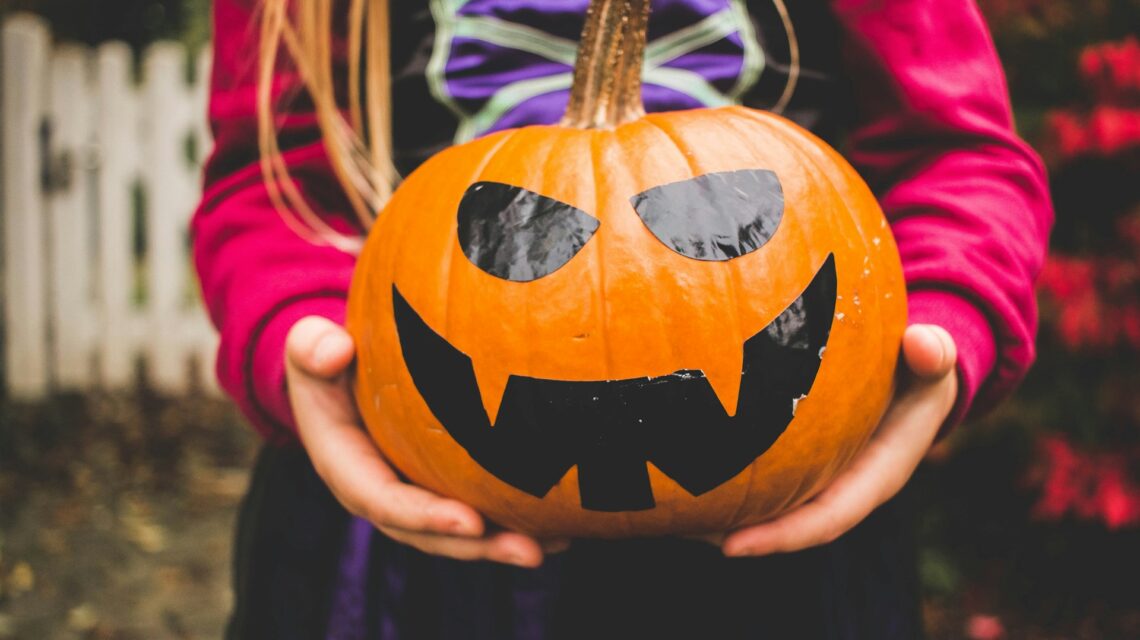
[347,106,907,538]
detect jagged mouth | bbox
[392,255,837,512]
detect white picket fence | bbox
[2,13,219,399]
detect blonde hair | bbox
[257,0,394,252]
[255,0,800,251]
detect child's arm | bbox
[195,0,552,565]
[194,0,357,443]
[835,0,1053,428]
[721,0,1052,555]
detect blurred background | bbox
[0,0,1138,638]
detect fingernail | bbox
[723,544,749,558]
[313,333,339,366]
[505,553,531,567]
[932,329,947,369]
[426,504,473,536]
[445,518,475,536]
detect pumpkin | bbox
[347,0,907,538]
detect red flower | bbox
[1087,107,1140,156]
[1030,435,1140,529]
[966,614,1006,640]
[1038,256,1095,302]
[1039,257,1106,349]
[1039,253,1140,351]
[1122,305,1140,349]
[1056,290,1104,349]
[1042,107,1140,163]
[1043,109,1089,160]
[1080,37,1140,102]
[1042,37,1140,165]
[1094,466,1140,530]
[1032,435,1083,520]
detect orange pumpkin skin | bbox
[347,106,907,538]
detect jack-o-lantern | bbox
[347,0,906,538]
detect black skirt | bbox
[225,445,924,640]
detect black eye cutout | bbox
[631,169,784,261]
[458,182,600,282]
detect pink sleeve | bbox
[193,0,357,442]
[833,0,1054,426]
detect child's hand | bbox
[709,324,959,556]
[285,316,565,568]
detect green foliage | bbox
[917,2,1140,634]
[0,0,210,51]
[983,0,1140,108]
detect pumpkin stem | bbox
[561,0,649,129]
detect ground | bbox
[0,393,255,640]
[1,393,1138,639]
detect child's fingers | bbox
[314,430,486,537]
[286,316,356,379]
[901,324,957,381]
[722,361,956,557]
[296,381,485,537]
[379,527,547,568]
[287,317,486,539]
[285,315,553,555]
[355,480,487,537]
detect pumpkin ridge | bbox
[815,140,908,401]
[527,127,578,379]
[728,106,872,296]
[728,106,873,253]
[698,116,764,415]
[616,119,694,377]
[433,129,521,501]
[637,115,750,397]
[737,107,875,258]
[720,107,883,510]
[639,114,702,180]
[733,106,894,486]
[750,109,881,343]
[716,107,819,312]
[725,443,759,530]
[711,118,756,524]
[768,454,813,524]
[441,128,522,358]
[588,129,615,383]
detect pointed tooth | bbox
[471,359,513,425]
[702,338,745,417]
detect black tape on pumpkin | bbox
[457,181,599,282]
[393,255,836,512]
[631,169,784,261]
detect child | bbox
[194,0,1053,637]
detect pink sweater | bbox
[194,0,1053,443]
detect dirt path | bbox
[0,394,257,640]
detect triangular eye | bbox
[458,182,599,282]
[630,169,784,261]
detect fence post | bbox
[47,44,96,390]
[94,41,140,389]
[190,48,221,395]
[2,14,51,398]
[3,19,222,399]
[141,42,193,393]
